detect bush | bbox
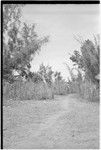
[3,80,54,103]
[53,80,69,95]
[79,80,99,102]
[68,81,79,94]
[67,79,99,102]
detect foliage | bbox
[54,71,62,81]
[69,36,100,84]
[3,4,49,83]
[66,36,100,102]
[54,80,69,95]
[53,71,69,95]
[65,65,99,101]
[27,72,43,83]
[3,80,54,102]
[3,4,23,32]
[79,80,99,102]
[38,63,54,86]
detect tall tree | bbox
[69,36,100,84]
[3,4,49,83]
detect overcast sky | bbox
[21,4,100,80]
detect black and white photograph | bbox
[2,2,100,149]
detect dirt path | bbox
[3,94,99,149]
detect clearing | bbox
[3,94,99,149]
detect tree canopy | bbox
[3,4,49,83]
[69,36,100,84]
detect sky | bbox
[21,4,100,80]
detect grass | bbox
[79,80,99,102]
[53,80,69,95]
[3,80,54,104]
[3,77,99,105]
[67,79,99,102]
[3,78,69,104]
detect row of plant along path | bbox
[3,94,99,149]
[3,5,99,149]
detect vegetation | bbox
[3,5,100,103]
[3,64,69,102]
[3,81,53,101]
[3,4,48,83]
[66,35,100,102]
[53,71,69,95]
[70,36,100,84]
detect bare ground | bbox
[3,94,99,149]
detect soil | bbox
[3,94,99,149]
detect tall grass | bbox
[67,78,99,102]
[3,80,54,103]
[66,65,99,102]
[3,75,99,104]
[53,80,69,95]
[3,78,70,105]
[79,80,99,102]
